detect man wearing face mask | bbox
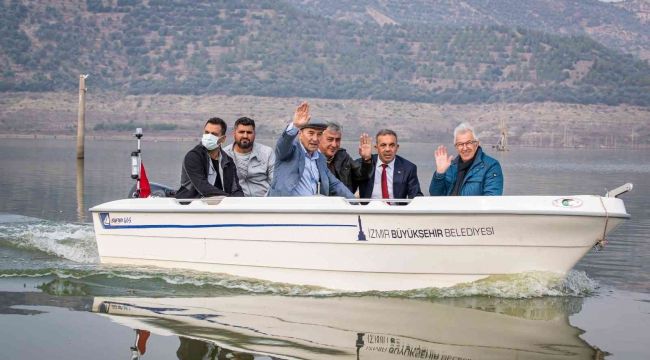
[175,117,244,199]
[269,102,354,198]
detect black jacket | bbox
[175,144,244,198]
[327,148,373,193]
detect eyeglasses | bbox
[454,140,478,149]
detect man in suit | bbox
[269,102,354,198]
[175,117,244,199]
[358,129,423,200]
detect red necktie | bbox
[381,164,389,199]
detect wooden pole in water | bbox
[76,74,88,159]
[76,158,85,223]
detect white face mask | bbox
[202,133,220,151]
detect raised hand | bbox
[358,133,372,161]
[435,145,453,174]
[293,101,311,128]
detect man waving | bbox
[270,102,354,198]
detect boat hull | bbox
[90,196,628,291]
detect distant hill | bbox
[1,0,649,105]
[289,0,650,60]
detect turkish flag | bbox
[139,163,151,198]
[136,329,151,354]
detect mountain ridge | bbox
[0,0,649,106]
[289,0,650,59]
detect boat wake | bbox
[0,215,97,263]
[0,267,598,299]
[390,270,599,298]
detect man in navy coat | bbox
[269,102,354,198]
[358,129,423,200]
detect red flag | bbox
[136,329,151,355]
[139,163,151,198]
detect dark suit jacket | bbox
[358,154,423,199]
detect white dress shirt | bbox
[371,158,395,199]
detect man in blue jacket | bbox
[269,102,354,198]
[429,123,503,196]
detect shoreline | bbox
[0,133,198,142]
[1,132,647,149]
[2,91,649,148]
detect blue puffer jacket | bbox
[429,147,503,196]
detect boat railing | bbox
[345,198,413,205]
[171,197,412,206]
[175,197,226,206]
[605,183,633,198]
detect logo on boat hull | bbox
[357,216,367,241]
[99,212,110,228]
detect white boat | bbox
[89,184,631,292]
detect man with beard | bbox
[429,122,503,196]
[223,117,275,197]
[358,129,422,201]
[269,102,354,198]
[175,117,244,199]
[319,121,373,193]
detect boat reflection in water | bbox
[92,295,604,360]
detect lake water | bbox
[0,138,648,359]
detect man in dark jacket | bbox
[319,121,373,194]
[358,129,423,200]
[175,117,244,199]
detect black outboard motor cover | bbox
[128,182,176,198]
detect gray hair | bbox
[453,122,478,141]
[325,121,342,133]
[376,129,398,143]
